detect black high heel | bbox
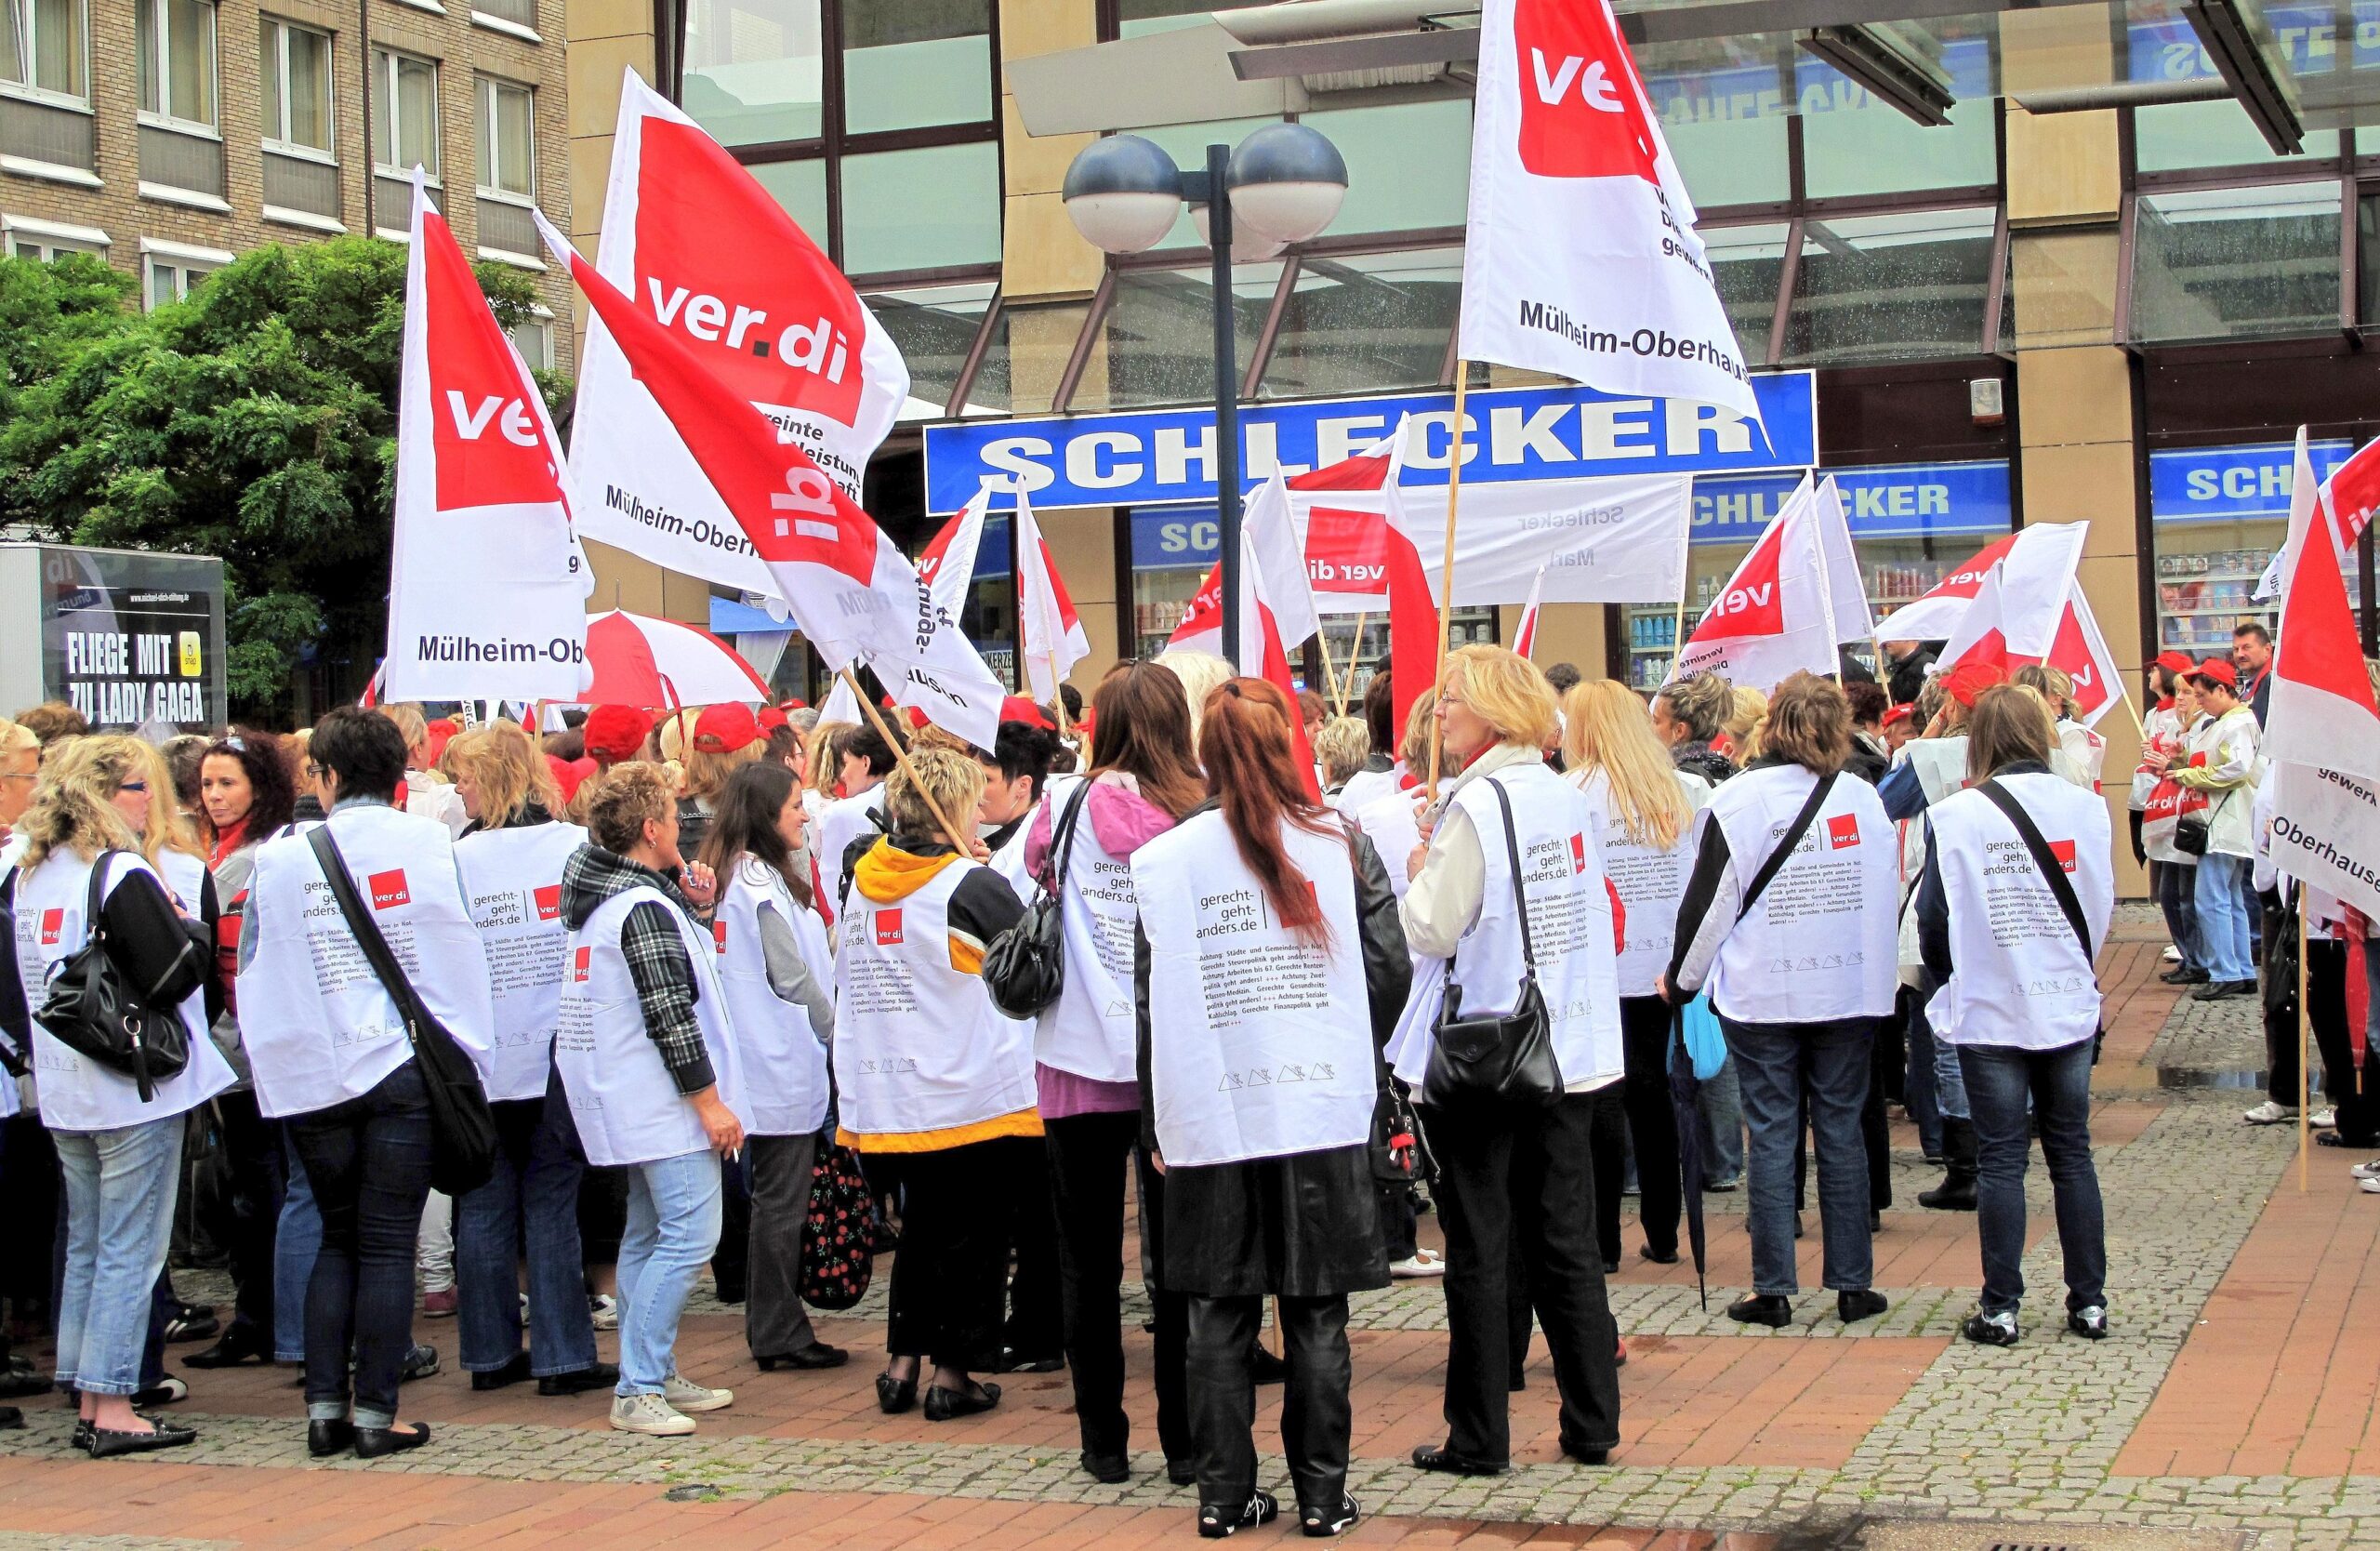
[875,1371,917,1414]
[921,1379,1000,1421]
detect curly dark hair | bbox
[205,729,298,841]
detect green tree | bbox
[0,237,567,722]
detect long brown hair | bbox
[1088,661,1206,819]
[1197,678,1341,949]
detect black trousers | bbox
[2268,935,2374,1137]
[1186,1292,1350,1514]
[213,1088,287,1342]
[870,1136,1033,1370]
[1611,997,1683,1259]
[1005,1135,1064,1361]
[1424,1092,1621,1464]
[1045,1111,1188,1463]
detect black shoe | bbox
[131,1378,187,1408]
[1837,1289,1889,1324]
[470,1353,535,1392]
[1963,1308,2020,1346]
[0,1372,52,1399]
[1081,1451,1130,1483]
[1919,1176,1977,1211]
[3,1355,28,1377]
[1248,1346,1288,1385]
[1198,1491,1278,1539]
[922,1380,1000,1421]
[353,1421,431,1459]
[2160,965,2208,985]
[1168,1458,1198,1487]
[536,1361,619,1397]
[1301,1492,1359,1537]
[1870,1211,1883,1233]
[1727,1293,1792,1328]
[2193,978,2256,1001]
[1602,1256,1621,1275]
[1793,1212,1805,1239]
[1410,1442,1505,1476]
[1639,1245,1680,1266]
[2067,1305,2110,1341]
[0,1405,18,1430]
[1559,1438,1612,1465]
[182,1332,271,1370]
[875,1372,918,1414]
[757,1343,849,1372]
[162,1309,218,1345]
[71,1419,94,1452]
[308,1419,355,1457]
[87,1419,196,1458]
[994,1348,1064,1373]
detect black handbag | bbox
[29,852,199,1103]
[306,828,498,1198]
[981,776,1093,1019]
[1424,777,1565,1107]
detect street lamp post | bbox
[1061,126,1348,668]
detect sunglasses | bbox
[117,780,149,794]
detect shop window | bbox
[839,0,991,136]
[681,0,823,146]
[748,157,827,245]
[1255,248,1460,402]
[4,0,89,100]
[1295,100,1471,235]
[1115,0,1268,34]
[1782,206,1995,365]
[1703,221,1791,365]
[840,139,1000,276]
[2135,99,2339,173]
[866,280,997,416]
[1795,33,1996,200]
[2148,442,2364,659]
[259,18,332,155]
[1639,39,1791,213]
[138,0,216,129]
[961,298,1093,416]
[509,312,554,370]
[2129,181,2341,342]
[1074,262,1280,413]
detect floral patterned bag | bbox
[799,1134,877,1311]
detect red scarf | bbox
[207,816,249,869]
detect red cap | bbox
[583,704,653,764]
[424,718,459,765]
[692,702,762,754]
[999,696,1054,731]
[758,705,789,734]
[546,754,596,806]
[2154,649,2195,675]
[779,697,808,712]
[1881,703,1915,728]
[906,707,929,730]
[1942,660,2005,709]
[2192,657,2238,690]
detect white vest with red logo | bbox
[1702,763,1898,1024]
[1033,775,1141,1085]
[715,858,830,1137]
[1572,765,1709,999]
[453,821,586,1103]
[238,803,496,1120]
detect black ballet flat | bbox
[1639,1245,1680,1266]
[87,1419,195,1458]
[352,1422,430,1459]
[1197,1491,1278,1539]
[1411,1442,1506,1476]
[1080,1450,1129,1483]
[875,1372,917,1414]
[1728,1293,1793,1328]
[757,1343,849,1372]
[921,1380,1000,1421]
[308,1419,354,1456]
[1301,1492,1360,1537]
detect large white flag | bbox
[385,174,590,701]
[2254,436,2380,601]
[1874,530,2020,644]
[1935,522,2088,668]
[1812,476,1873,647]
[1458,0,1760,423]
[572,71,908,598]
[1406,474,1691,606]
[541,213,1005,749]
[918,485,990,621]
[1013,488,1091,702]
[1669,474,1837,690]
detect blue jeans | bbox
[53,1114,187,1396]
[1699,1054,1743,1184]
[456,1076,596,1377]
[2194,853,2254,982]
[1956,1039,2105,1315]
[615,1148,723,1397]
[275,1137,322,1363]
[1726,1016,1876,1297]
[2155,860,2202,973]
[1903,971,1968,1129]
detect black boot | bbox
[1919,1118,1978,1212]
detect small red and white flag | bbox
[1933,523,2087,670]
[2042,583,2125,729]
[1669,474,1837,692]
[1014,486,1090,703]
[2257,435,2380,601]
[1874,531,2021,645]
[1514,564,1547,659]
[1811,476,1873,648]
[1937,561,2015,678]
[1168,472,1324,796]
[918,486,990,622]
[1285,422,1439,739]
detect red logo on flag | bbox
[1512,0,1660,182]
[2050,839,2078,873]
[1827,814,1860,849]
[38,908,63,947]
[712,919,729,954]
[1696,519,1786,639]
[1569,833,1588,873]
[422,209,562,512]
[368,870,411,910]
[533,884,562,921]
[874,908,904,947]
[572,945,591,983]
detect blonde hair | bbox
[582,762,676,855]
[1965,684,2056,782]
[383,702,429,753]
[1442,644,1559,750]
[1761,672,1852,776]
[1564,680,1692,849]
[16,735,188,870]
[1312,716,1369,788]
[1722,685,1767,749]
[0,718,36,762]
[1152,648,1232,738]
[683,741,761,802]
[806,721,858,797]
[884,746,985,842]
[1399,690,1439,768]
[442,722,561,829]
[2013,663,2073,715]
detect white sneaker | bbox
[1389,1249,1447,1279]
[2312,1107,2338,1130]
[2242,1102,2297,1125]
[2360,1175,2380,1195]
[2350,1160,2380,1181]
[610,1392,695,1436]
[663,1372,734,1412]
[2162,945,2183,963]
[589,1293,618,1332]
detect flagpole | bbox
[1425,368,1471,801]
[1342,613,1370,717]
[2299,896,2311,1192]
[1315,622,1346,722]
[839,667,971,849]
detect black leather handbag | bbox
[30,852,200,1103]
[981,776,1092,1019]
[1424,777,1565,1107]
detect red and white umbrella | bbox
[582,609,771,709]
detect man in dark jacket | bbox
[1884,640,1938,708]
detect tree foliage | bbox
[0,238,568,722]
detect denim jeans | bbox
[288,1062,435,1429]
[1956,1039,2105,1316]
[456,1075,596,1377]
[2194,853,2254,982]
[1902,989,1941,1156]
[53,1114,187,1396]
[615,1148,723,1397]
[1903,971,1968,1127]
[2155,860,2202,974]
[1698,1054,1744,1184]
[274,1139,322,1363]
[1725,1016,1877,1297]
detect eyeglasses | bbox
[307,762,328,778]
[0,772,35,785]
[117,780,149,794]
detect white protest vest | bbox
[453,821,586,1103]
[716,859,830,1136]
[816,787,887,914]
[1924,773,2113,1052]
[157,849,208,916]
[238,804,496,1120]
[1034,775,1142,1085]
[833,857,1037,1139]
[13,849,234,1131]
[0,835,21,1120]
[1350,785,1424,905]
[1702,764,1898,1024]
[1572,766,1709,999]
[1132,810,1374,1168]
[2058,722,2107,789]
[556,884,747,1165]
[1905,737,1969,806]
[1335,764,1398,816]
[985,815,1038,903]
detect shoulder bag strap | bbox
[1484,777,1539,976]
[1976,777,2095,961]
[1043,776,1094,897]
[1739,772,1838,917]
[305,826,435,1049]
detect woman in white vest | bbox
[1564,678,1710,1273]
[442,723,613,1400]
[553,762,746,1436]
[1398,646,1623,1482]
[10,736,232,1457]
[239,707,494,1459]
[691,759,841,1375]
[1914,686,2113,1346]
[1665,672,1898,1330]
[1023,661,1208,1483]
[834,746,1032,1425]
[1133,676,1408,1540]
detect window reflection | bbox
[840,0,993,135]
[681,0,823,146]
[2131,181,2341,342]
[965,300,1093,416]
[1796,28,1997,199]
[747,158,827,245]
[1639,39,1790,211]
[866,281,998,418]
[1702,222,1791,365]
[1257,249,1460,400]
[2134,99,2338,173]
[1783,207,1995,364]
[1295,100,1471,234]
[840,140,1002,275]
[1077,264,1281,412]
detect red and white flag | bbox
[1669,474,1837,691]
[1931,522,2088,669]
[571,70,907,600]
[386,173,590,702]
[1283,423,1440,738]
[2042,584,2125,728]
[1513,565,1546,658]
[1458,0,1760,424]
[1937,562,2013,676]
[538,211,1004,748]
[917,485,990,622]
[2265,429,2380,918]
[1812,477,1873,647]
[1014,487,1090,703]
[2256,436,2380,601]
[1875,532,2020,644]
[1167,473,1325,795]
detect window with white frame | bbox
[474,74,532,199]
[259,18,332,155]
[6,226,103,260]
[137,0,217,129]
[145,253,217,308]
[2,0,90,101]
[508,310,553,369]
[370,47,438,178]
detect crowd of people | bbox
[0,617,2367,1537]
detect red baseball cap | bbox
[546,754,596,806]
[1941,660,2005,709]
[2191,657,2238,690]
[692,702,762,754]
[757,705,789,735]
[2154,649,2195,675]
[1881,703,1915,729]
[583,704,653,764]
[999,696,1054,731]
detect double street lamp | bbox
[1062,125,1349,666]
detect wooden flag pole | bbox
[1341,613,1371,717]
[1315,623,1346,722]
[1424,369,1472,801]
[1669,589,1692,680]
[2299,897,2312,1192]
[839,667,970,848]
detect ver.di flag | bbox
[539,212,1005,749]
[1013,486,1090,702]
[1874,530,2020,644]
[571,70,908,600]
[1933,522,2088,667]
[386,171,591,702]
[1458,0,1761,425]
[919,484,991,621]
[1812,476,1874,647]
[1669,473,1837,691]
[2255,435,2380,602]
[2043,583,2125,728]
[1282,422,1438,739]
